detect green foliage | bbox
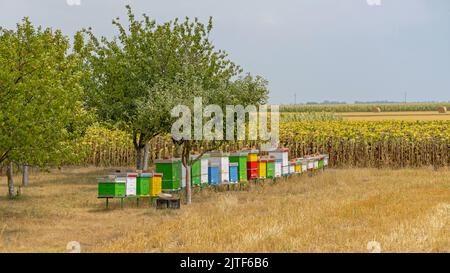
[78,5,268,169]
[78,5,241,134]
[226,74,269,106]
[0,18,84,166]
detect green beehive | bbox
[155,159,181,191]
[191,154,209,187]
[191,159,201,187]
[97,178,126,197]
[318,155,325,169]
[229,152,248,182]
[266,159,275,178]
[136,173,151,196]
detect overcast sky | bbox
[1,0,449,104]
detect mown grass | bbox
[1,167,449,253]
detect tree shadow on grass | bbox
[25,168,119,187]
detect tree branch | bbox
[0,149,11,164]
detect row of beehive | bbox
[97,172,163,197]
[97,148,329,197]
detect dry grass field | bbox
[1,167,450,253]
[338,111,450,121]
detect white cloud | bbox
[66,0,81,6]
[367,0,382,6]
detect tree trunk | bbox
[135,146,143,170]
[181,142,192,205]
[6,162,15,198]
[22,164,29,187]
[133,133,146,171]
[185,162,192,205]
[143,143,149,171]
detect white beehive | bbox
[313,157,319,169]
[300,159,308,172]
[269,148,289,175]
[200,157,209,184]
[181,162,186,188]
[126,173,137,196]
[172,158,187,188]
[274,161,282,177]
[191,154,209,185]
[307,158,314,170]
[207,152,230,183]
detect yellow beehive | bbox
[295,161,302,173]
[248,153,258,162]
[150,173,162,197]
[258,159,267,178]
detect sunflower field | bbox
[280,120,450,168]
[78,120,449,169]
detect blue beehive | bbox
[208,164,220,185]
[229,163,239,183]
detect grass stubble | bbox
[0,166,449,253]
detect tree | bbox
[0,18,84,198]
[77,6,269,204]
[172,75,269,204]
[78,5,241,169]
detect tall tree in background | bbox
[0,18,84,198]
[77,5,241,170]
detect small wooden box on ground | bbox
[156,196,181,209]
[155,159,181,191]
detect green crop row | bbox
[280,103,450,113]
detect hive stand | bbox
[98,195,125,209]
[98,195,159,209]
[156,196,181,209]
